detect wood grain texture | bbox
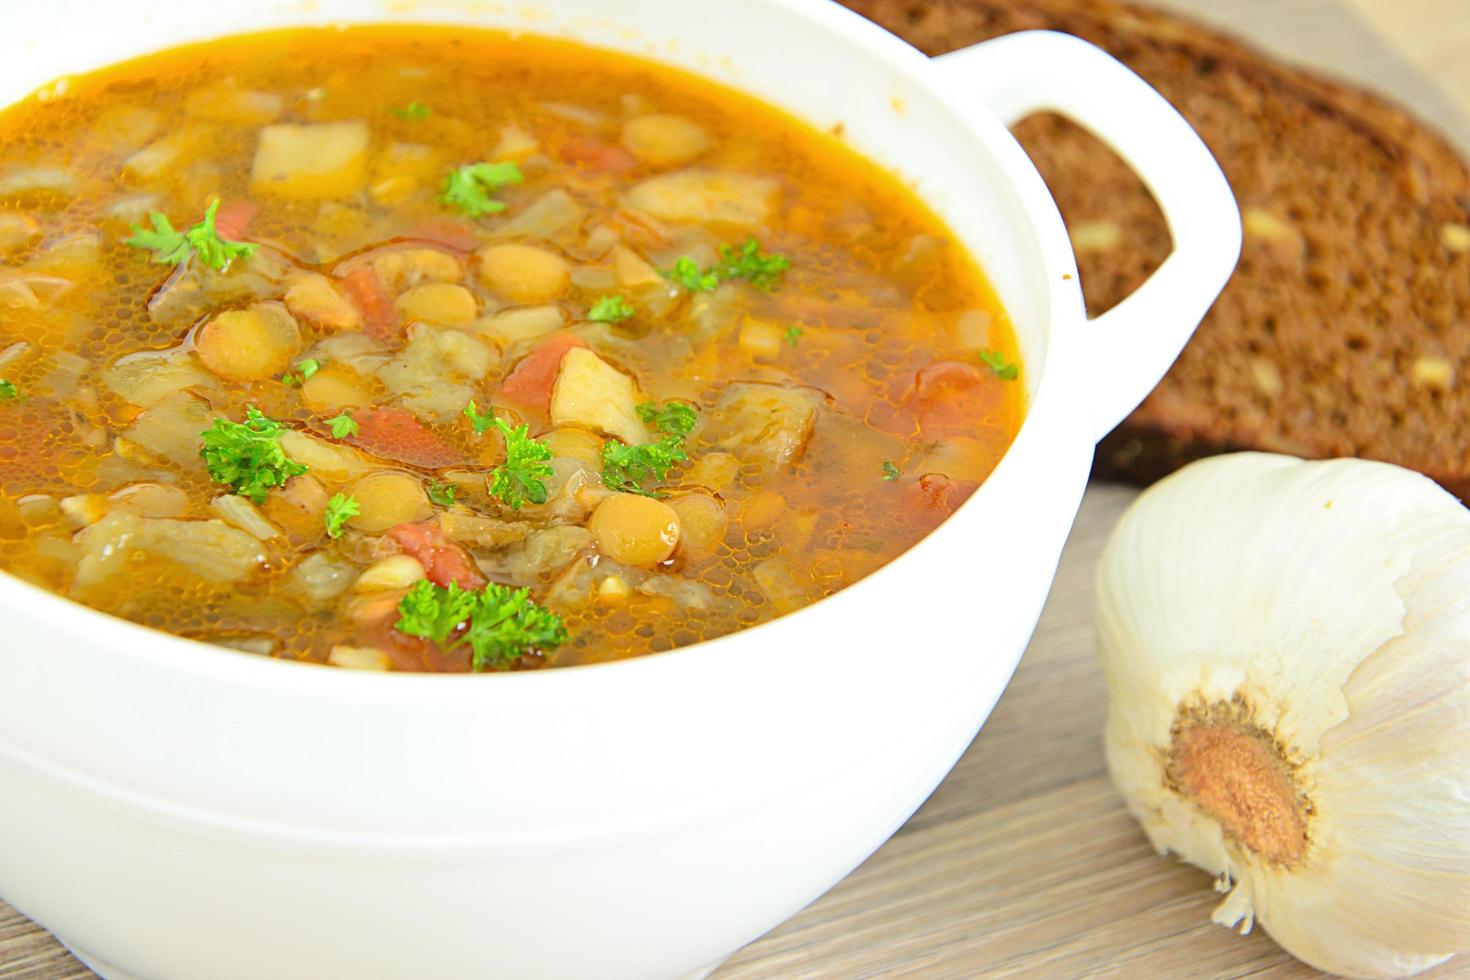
[3,1,1468,977]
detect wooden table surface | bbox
[3,1,1468,977]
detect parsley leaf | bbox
[280,358,322,387]
[427,480,459,507]
[325,410,358,440]
[882,460,901,481]
[635,400,697,438]
[588,294,635,323]
[441,162,524,218]
[126,199,257,272]
[601,434,688,497]
[395,579,479,647]
[390,101,431,120]
[324,493,359,539]
[0,380,17,401]
[488,417,555,510]
[199,406,308,505]
[715,237,790,291]
[784,325,802,347]
[978,350,1019,381]
[395,579,568,672]
[463,399,496,435]
[661,256,720,293]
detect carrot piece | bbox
[499,332,589,413]
[560,136,639,175]
[339,265,398,342]
[388,521,487,590]
[213,200,258,241]
[352,406,463,469]
[908,361,1006,435]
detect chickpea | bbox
[621,114,712,168]
[476,243,570,304]
[345,471,433,533]
[300,363,373,414]
[395,282,477,326]
[195,302,303,383]
[589,493,681,566]
[668,493,727,557]
[541,427,605,471]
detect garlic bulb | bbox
[1096,453,1470,979]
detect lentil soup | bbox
[0,26,1023,672]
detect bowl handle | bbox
[934,31,1242,442]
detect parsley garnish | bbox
[0,380,17,401]
[636,400,697,437]
[325,410,358,440]
[280,358,322,387]
[427,480,459,507]
[588,294,635,323]
[882,460,901,481]
[125,199,257,272]
[604,400,698,495]
[395,579,568,672]
[488,417,555,510]
[601,435,688,497]
[660,238,790,293]
[661,256,720,293]
[441,162,524,218]
[395,580,479,646]
[199,406,307,505]
[784,325,802,347]
[390,101,431,120]
[715,237,791,291]
[324,493,359,539]
[978,350,1019,381]
[463,399,496,435]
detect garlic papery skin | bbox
[1096,453,1470,979]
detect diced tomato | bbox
[406,218,478,252]
[499,332,589,413]
[560,135,639,175]
[355,606,472,673]
[213,200,258,241]
[352,406,464,469]
[905,473,978,531]
[908,361,1006,435]
[339,265,398,342]
[388,521,487,590]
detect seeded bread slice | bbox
[843,0,1470,498]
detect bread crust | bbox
[844,0,1470,496]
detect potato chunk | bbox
[396,283,477,326]
[476,242,570,304]
[74,512,267,590]
[195,301,303,383]
[250,121,369,199]
[712,382,820,469]
[121,390,214,469]
[378,323,496,423]
[284,270,362,332]
[549,348,650,445]
[621,114,712,168]
[103,347,218,408]
[624,170,778,228]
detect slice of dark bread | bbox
[842,0,1470,498]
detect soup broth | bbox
[0,27,1022,672]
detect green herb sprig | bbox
[395,579,568,672]
[441,162,524,218]
[126,199,257,272]
[199,406,307,504]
